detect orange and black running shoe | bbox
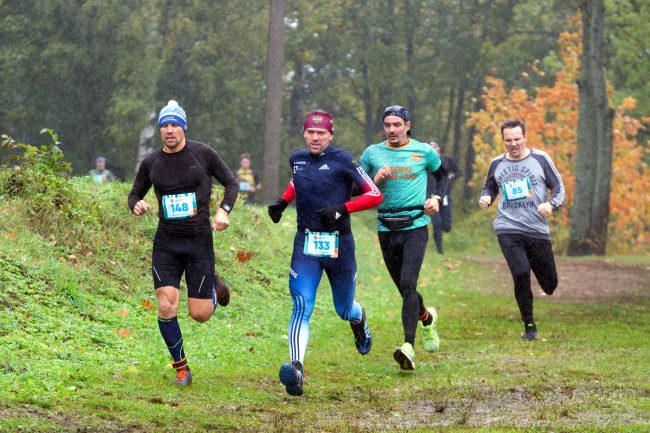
[174,366,192,386]
[214,272,231,307]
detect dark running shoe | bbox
[521,323,537,341]
[350,310,372,355]
[279,360,304,396]
[393,342,415,370]
[174,366,192,386]
[214,272,231,307]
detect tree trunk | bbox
[404,0,417,126]
[463,86,483,203]
[567,0,614,256]
[261,0,285,203]
[134,109,157,174]
[451,81,465,164]
[360,60,375,146]
[289,58,306,137]
[442,87,456,148]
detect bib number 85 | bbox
[502,178,531,202]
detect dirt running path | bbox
[468,257,650,304]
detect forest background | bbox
[1,0,648,253]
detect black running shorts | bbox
[151,230,216,299]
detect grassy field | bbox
[0,176,649,433]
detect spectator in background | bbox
[426,139,462,254]
[89,156,116,183]
[236,153,261,204]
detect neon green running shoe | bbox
[421,307,440,352]
[393,342,415,370]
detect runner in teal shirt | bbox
[359,105,449,370]
[360,136,442,231]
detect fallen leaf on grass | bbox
[140,299,155,311]
[4,232,16,240]
[115,309,129,318]
[236,250,252,263]
[117,328,131,337]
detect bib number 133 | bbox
[304,231,339,258]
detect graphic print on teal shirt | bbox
[359,139,441,232]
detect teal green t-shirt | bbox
[359,138,441,232]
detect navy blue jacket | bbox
[289,145,378,234]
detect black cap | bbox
[382,105,410,122]
[382,105,411,135]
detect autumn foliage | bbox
[467,19,650,253]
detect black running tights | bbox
[497,233,558,325]
[378,225,429,345]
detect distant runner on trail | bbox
[359,104,448,371]
[426,139,463,255]
[479,118,565,341]
[127,100,238,386]
[267,110,382,396]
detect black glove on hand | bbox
[267,198,288,223]
[316,203,348,225]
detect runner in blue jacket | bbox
[267,110,382,396]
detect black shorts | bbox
[151,230,216,299]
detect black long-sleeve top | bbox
[128,140,238,236]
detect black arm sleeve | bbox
[206,148,238,212]
[127,159,153,211]
[431,163,449,198]
[447,158,463,179]
[480,160,500,202]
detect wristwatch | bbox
[220,203,232,213]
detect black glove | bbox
[267,198,288,223]
[316,203,348,225]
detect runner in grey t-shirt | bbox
[479,118,565,341]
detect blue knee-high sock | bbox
[157,316,185,363]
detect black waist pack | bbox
[378,215,415,231]
[378,211,424,231]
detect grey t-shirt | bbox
[480,149,565,239]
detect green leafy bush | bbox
[0,130,111,251]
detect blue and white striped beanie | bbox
[158,100,188,131]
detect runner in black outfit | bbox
[128,100,238,386]
[426,139,462,254]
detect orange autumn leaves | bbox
[467,23,649,253]
[116,300,156,337]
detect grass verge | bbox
[0,178,648,432]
